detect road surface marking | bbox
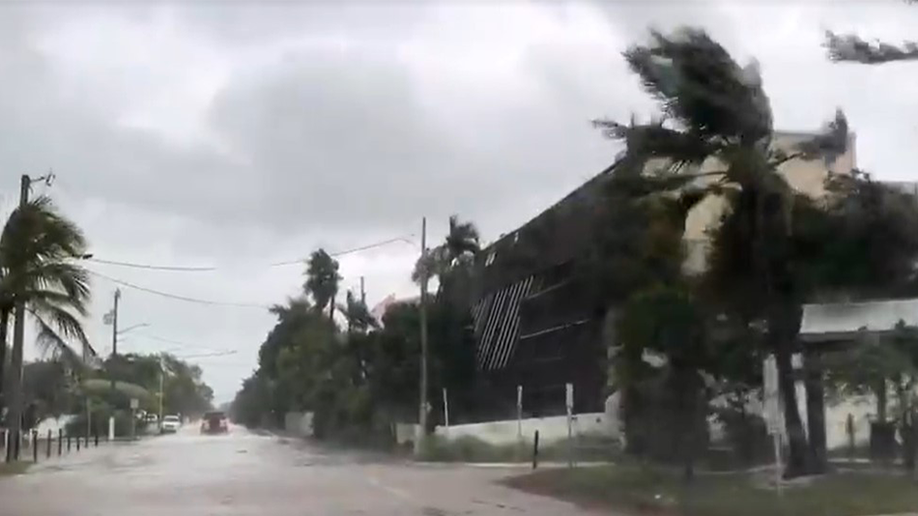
[367,475,413,501]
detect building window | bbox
[485,250,497,266]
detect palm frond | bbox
[30,311,87,372]
[825,31,918,64]
[28,300,93,356]
[594,119,720,175]
[793,109,850,164]
[623,27,773,143]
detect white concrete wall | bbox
[284,411,314,437]
[826,396,873,449]
[433,412,616,445]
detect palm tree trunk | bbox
[768,302,810,478]
[0,307,9,412]
[775,346,809,477]
[804,349,827,473]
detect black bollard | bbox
[95,432,99,447]
[76,434,80,452]
[46,429,52,459]
[532,430,540,470]
[67,434,71,452]
[58,429,63,456]
[32,431,38,462]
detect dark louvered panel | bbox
[473,275,536,371]
[494,276,535,369]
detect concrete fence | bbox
[284,411,314,437]
[395,412,619,446]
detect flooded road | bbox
[0,425,598,515]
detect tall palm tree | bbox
[444,215,480,266]
[304,249,341,319]
[412,215,480,295]
[0,196,95,458]
[594,28,847,476]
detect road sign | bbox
[130,398,139,410]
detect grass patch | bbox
[418,434,622,463]
[419,435,526,462]
[0,461,31,477]
[504,464,918,516]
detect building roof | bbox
[800,298,918,342]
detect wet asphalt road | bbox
[0,424,599,515]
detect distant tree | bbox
[338,291,377,334]
[305,249,341,319]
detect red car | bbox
[200,411,229,434]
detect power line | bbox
[173,350,239,360]
[87,258,216,272]
[132,333,232,353]
[85,234,417,272]
[86,269,270,309]
[270,235,417,266]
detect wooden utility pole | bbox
[111,289,120,357]
[109,288,120,394]
[415,217,429,455]
[6,175,30,461]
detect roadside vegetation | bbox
[506,465,918,516]
[231,217,480,443]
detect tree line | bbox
[231,217,480,443]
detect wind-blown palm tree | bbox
[304,249,341,319]
[412,215,480,297]
[0,196,95,458]
[595,28,847,476]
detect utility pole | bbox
[159,355,165,423]
[6,175,30,461]
[111,289,120,357]
[415,217,429,455]
[5,171,54,460]
[360,276,366,305]
[108,288,120,439]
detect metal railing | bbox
[0,428,105,463]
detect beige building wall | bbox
[679,132,857,274]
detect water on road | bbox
[0,424,599,515]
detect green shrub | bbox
[419,435,528,462]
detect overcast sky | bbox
[2,0,917,402]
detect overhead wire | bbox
[85,269,271,309]
[84,234,417,272]
[132,333,234,353]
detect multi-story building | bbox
[469,131,858,421]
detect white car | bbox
[160,415,181,434]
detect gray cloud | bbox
[3,1,918,400]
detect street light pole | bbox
[108,288,120,439]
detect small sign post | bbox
[516,385,523,441]
[763,355,783,496]
[565,383,574,468]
